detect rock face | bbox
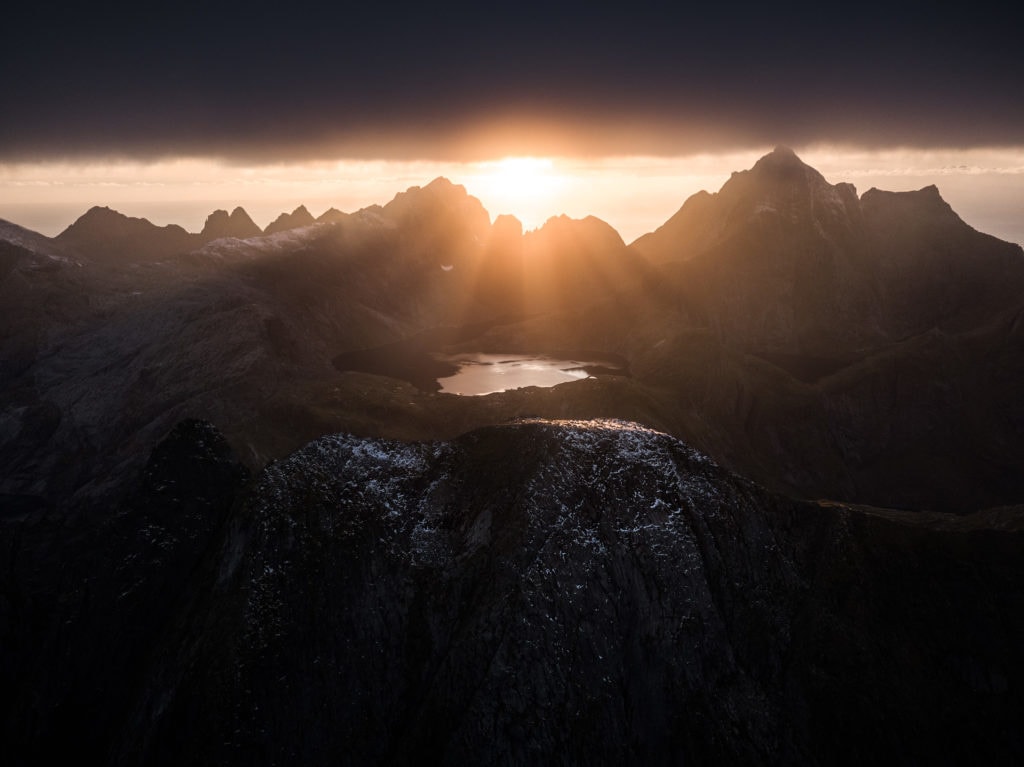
[105,420,1024,765]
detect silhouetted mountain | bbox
[316,206,350,224]
[633,146,858,263]
[56,206,196,262]
[518,213,651,313]
[380,177,492,267]
[264,204,316,235]
[475,213,525,315]
[632,146,1024,354]
[200,206,262,240]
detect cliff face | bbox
[101,420,1024,766]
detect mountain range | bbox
[2,148,1023,764]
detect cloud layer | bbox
[3,2,1022,161]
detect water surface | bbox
[435,353,615,396]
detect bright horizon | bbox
[2,146,1023,246]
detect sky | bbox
[1,1,1022,243]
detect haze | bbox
[2,148,1023,246]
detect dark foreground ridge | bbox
[7,418,1011,766]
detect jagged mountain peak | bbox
[755,144,803,166]
[424,176,460,191]
[201,206,261,240]
[264,205,317,236]
[631,149,854,263]
[55,205,194,261]
[385,176,479,210]
[730,145,830,193]
[317,207,349,224]
[862,183,944,204]
[59,205,187,237]
[859,184,962,226]
[63,205,136,228]
[382,177,492,240]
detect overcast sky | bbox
[3,1,1022,162]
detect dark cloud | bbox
[2,1,1021,161]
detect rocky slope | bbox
[6,419,1015,765]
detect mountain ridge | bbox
[4,149,1024,762]
[3,148,1024,513]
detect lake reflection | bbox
[435,353,605,396]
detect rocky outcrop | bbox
[113,420,1024,765]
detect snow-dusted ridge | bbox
[0,218,80,266]
[236,418,761,648]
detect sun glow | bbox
[465,157,567,229]
[2,148,1023,245]
[485,157,555,191]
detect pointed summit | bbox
[759,145,801,164]
[745,145,823,184]
[264,205,316,236]
[317,207,350,225]
[632,148,857,264]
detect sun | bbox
[488,157,554,195]
[466,156,565,228]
